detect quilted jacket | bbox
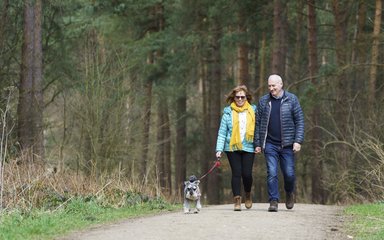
[216,104,257,153]
[254,91,304,149]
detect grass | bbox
[344,202,384,240]
[0,197,180,240]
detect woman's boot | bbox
[245,192,252,209]
[234,196,241,211]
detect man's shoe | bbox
[286,192,295,209]
[245,192,252,209]
[268,200,278,212]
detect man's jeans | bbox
[264,142,295,202]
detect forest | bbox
[0,0,383,209]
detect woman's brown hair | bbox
[225,85,253,103]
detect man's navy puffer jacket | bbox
[254,91,304,149]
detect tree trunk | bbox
[368,0,382,110]
[141,52,154,183]
[32,0,44,161]
[18,0,44,163]
[206,18,222,204]
[291,0,305,85]
[251,32,260,94]
[271,0,287,76]
[163,103,172,195]
[351,0,367,98]
[331,0,350,171]
[156,97,172,195]
[237,10,249,86]
[258,32,266,98]
[175,84,187,198]
[0,0,9,50]
[307,0,325,204]
[156,99,165,191]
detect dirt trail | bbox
[60,203,349,240]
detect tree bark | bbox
[331,0,351,171]
[18,0,44,163]
[206,18,222,204]
[156,100,165,189]
[237,10,249,86]
[174,84,187,198]
[368,0,382,110]
[32,0,44,161]
[271,0,287,77]
[141,52,154,183]
[163,103,172,195]
[258,32,266,98]
[307,0,325,204]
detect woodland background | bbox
[0,0,384,207]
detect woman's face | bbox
[234,90,246,107]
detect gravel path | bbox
[60,203,349,240]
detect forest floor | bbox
[59,203,351,240]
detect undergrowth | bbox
[0,160,179,239]
[0,196,178,240]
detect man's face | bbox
[268,77,283,97]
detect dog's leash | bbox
[199,158,221,180]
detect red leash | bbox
[199,159,221,180]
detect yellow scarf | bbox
[229,101,255,151]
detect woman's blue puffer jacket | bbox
[216,104,257,153]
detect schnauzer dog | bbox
[183,175,202,214]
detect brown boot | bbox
[245,192,252,209]
[234,196,241,211]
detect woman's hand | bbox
[216,151,222,159]
[255,147,262,154]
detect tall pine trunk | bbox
[206,18,222,204]
[271,0,287,77]
[237,10,249,86]
[174,84,187,198]
[307,0,325,204]
[368,0,382,111]
[18,0,44,163]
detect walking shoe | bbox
[268,200,278,212]
[245,192,252,209]
[286,192,295,209]
[234,196,242,211]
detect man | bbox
[254,74,304,212]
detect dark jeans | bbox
[226,151,255,196]
[264,142,296,202]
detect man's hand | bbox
[293,143,301,152]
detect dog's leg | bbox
[183,199,190,214]
[195,198,202,213]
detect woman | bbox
[216,85,256,211]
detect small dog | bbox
[183,175,202,214]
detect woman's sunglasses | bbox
[235,96,246,100]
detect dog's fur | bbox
[183,175,202,214]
